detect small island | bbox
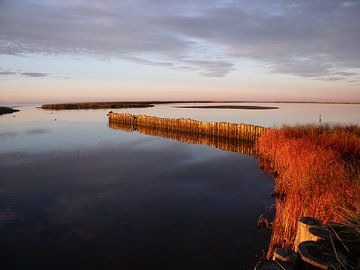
[41,102,155,110]
[0,106,19,115]
[41,101,360,111]
[176,105,279,110]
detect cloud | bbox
[0,68,53,78]
[21,72,49,78]
[122,56,174,67]
[0,68,16,75]
[0,0,359,80]
[182,59,235,77]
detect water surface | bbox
[1,103,359,270]
[0,106,274,270]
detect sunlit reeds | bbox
[256,124,360,257]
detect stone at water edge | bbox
[254,259,296,270]
[273,248,298,264]
[308,226,332,242]
[294,217,322,252]
[298,240,342,270]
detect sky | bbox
[0,0,360,103]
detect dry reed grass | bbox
[256,124,360,257]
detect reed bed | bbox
[256,124,360,257]
[42,102,153,110]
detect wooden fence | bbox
[108,113,267,155]
[108,113,266,140]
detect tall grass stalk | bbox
[256,124,360,257]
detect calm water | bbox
[1,103,359,270]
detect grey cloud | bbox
[0,0,359,80]
[21,72,49,78]
[0,67,69,79]
[182,59,235,77]
[160,1,360,80]
[123,56,174,67]
[0,70,16,75]
[322,77,346,82]
[347,80,360,84]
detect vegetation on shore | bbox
[41,102,154,110]
[256,124,360,256]
[175,105,279,110]
[41,101,224,110]
[0,106,19,115]
[42,100,360,110]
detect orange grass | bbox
[256,124,360,257]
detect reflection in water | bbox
[1,105,358,269]
[0,107,274,270]
[109,120,257,156]
[0,145,273,270]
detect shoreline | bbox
[256,124,360,269]
[0,106,20,115]
[175,105,279,110]
[41,100,360,110]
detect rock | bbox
[294,217,322,252]
[298,240,341,269]
[273,248,298,264]
[308,226,332,241]
[254,259,296,270]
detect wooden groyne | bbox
[109,120,257,155]
[108,113,267,141]
[108,113,267,155]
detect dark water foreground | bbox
[0,107,274,270]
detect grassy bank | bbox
[176,105,279,110]
[0,106,19,115]
[41,102,154,110]
[42,100,360,110]
[256,124,360,256]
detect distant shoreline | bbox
[0,106,20,115]
[176,105,279,110]
[41,100,360,110]
[41,102,154,110]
